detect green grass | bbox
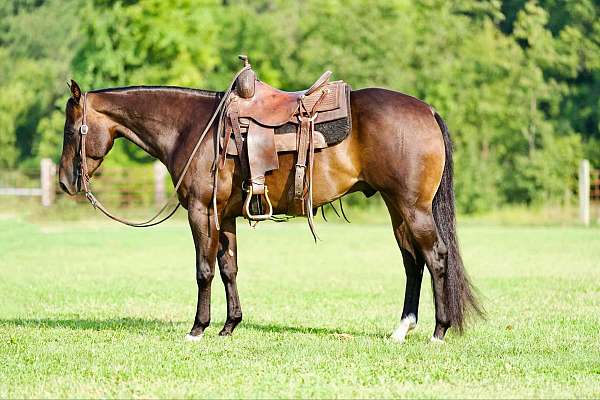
[1,216,599,398]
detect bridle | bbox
[74,65,250,228]
[75,91,182,227]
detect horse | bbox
[58,78,482,343]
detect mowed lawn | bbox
[0,216,599,398]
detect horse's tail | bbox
[432,111,484,332]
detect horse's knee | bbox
[196,263,215,284]
[219,264,238,283]
[218,249,238,282]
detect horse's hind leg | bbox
[217,218,243,336]
[385,199,425,342]
[405,206,450,341]
[383,193,450,341]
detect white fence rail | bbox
[0,188,43,196]
[0,158,55,206]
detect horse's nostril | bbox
[59,181,69,194]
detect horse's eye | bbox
[64,129,76,136]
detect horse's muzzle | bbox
[58,167,77,195]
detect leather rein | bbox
[75,66,250,228]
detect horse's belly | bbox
[265,139,360,213]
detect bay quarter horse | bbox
[58,57,482,343]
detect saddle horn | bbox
[238,54,250,67]
[236,55,256,98]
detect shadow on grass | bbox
[242,321,388,339]
[0,317,388,339]
[0,317,182,332]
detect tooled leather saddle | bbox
[216,55,351,234]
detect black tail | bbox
[432,111,484,332]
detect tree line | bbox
[1,0,598,213]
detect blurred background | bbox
[1,0,599,224]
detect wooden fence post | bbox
[154,161,167,206]
[579,159,590,226]
[40,158,55,207]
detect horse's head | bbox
[58,80,116,195]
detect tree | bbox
[0,0,594,211]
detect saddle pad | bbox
[274,116,351,146]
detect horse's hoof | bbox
[218,330,232,337]
[185,333,204,342]
[430,336,445,344]
[390,329,408,343]
[390,334,406,343]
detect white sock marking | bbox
[391,314,417,343]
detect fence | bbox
[0,159,55,206]
[0,159,169,208]
[579,159,600,226]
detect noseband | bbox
[74,65,250,228]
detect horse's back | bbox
[350,87,439,136]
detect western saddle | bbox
[216,55,350,235]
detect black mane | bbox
[89,85,223,98]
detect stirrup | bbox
[243,185,273,221]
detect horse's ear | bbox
[70,79,82,103]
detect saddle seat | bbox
[234,70,333,127]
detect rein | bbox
[76,66,250,228]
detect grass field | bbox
[1,216,599,398]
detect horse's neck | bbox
[91,89,219,165]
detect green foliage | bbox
[0,0,79,168]
[503,132,583,204]
[0,0,597,212]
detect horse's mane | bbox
[89,85,223,98]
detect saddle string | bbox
[320,206,327,222]
[316,200,350,224]
[298,92,328,241]
[78,65,251,228]
[339,198,351,223]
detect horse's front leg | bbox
[217,217,242,336]
[186,201,219,341]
